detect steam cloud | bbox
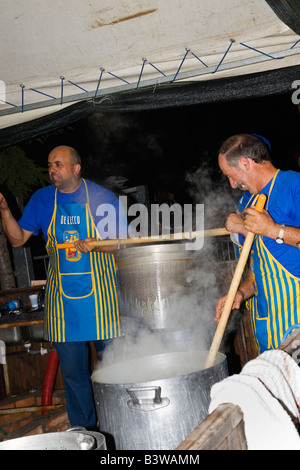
[92,162,242,381]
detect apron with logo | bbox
[232,171,300,353]
[44,179,121,342]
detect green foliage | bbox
[0,146,49,198]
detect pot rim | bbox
[92,350,227,385]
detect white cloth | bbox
[209,350,300,450]
[242,350,300,423]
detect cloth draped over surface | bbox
[209,349,300,450]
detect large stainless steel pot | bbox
[0,429,106,450]
[92,350,227,450]
[115,242,199,330]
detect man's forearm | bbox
[0,208,30,247]
[238,269,255,301]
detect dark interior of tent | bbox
[1,64,299,284]
[1,64,300,189]
[1,0,300,451]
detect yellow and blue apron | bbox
[232,171,300,353]
[44,179,121,342]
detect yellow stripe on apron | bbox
[44,179,121,342]
[231,170,300,353]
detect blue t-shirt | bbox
[19,179,128,241]
[236,170,300,277]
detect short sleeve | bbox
[18,192,42,234]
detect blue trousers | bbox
[54,340,107,429]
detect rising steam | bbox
[92,161,242,381]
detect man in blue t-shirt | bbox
[0,145,127,429]
[215,134,300,353]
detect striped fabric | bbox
[246,236,300,353]
[44,179,121,342]
[232,170,300,353]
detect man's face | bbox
[48,147,80,193]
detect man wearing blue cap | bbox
[216,134,300,353]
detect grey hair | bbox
[70,148,81,166]
[219,134,271,168]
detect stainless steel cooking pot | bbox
[0,429,106,450]
[92,349,227,450]
[115,242,199,330]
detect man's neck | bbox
[255,163,278,193]
[58,178,82,194]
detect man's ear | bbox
[74,164,81,175]
[239,156,251,172]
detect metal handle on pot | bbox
[66,426,107,450]
[126,386,170,411]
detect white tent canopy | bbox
[1,0,300,139]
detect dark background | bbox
[3,87,300,280]
[20,91,300,202]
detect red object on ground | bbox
[41,350,59,414]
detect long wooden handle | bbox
[204,194,267,369]
[56,227,230,249]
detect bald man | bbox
[0,145,127,429]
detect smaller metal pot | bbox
[0,429,106,450]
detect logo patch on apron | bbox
[63,230,81,261]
